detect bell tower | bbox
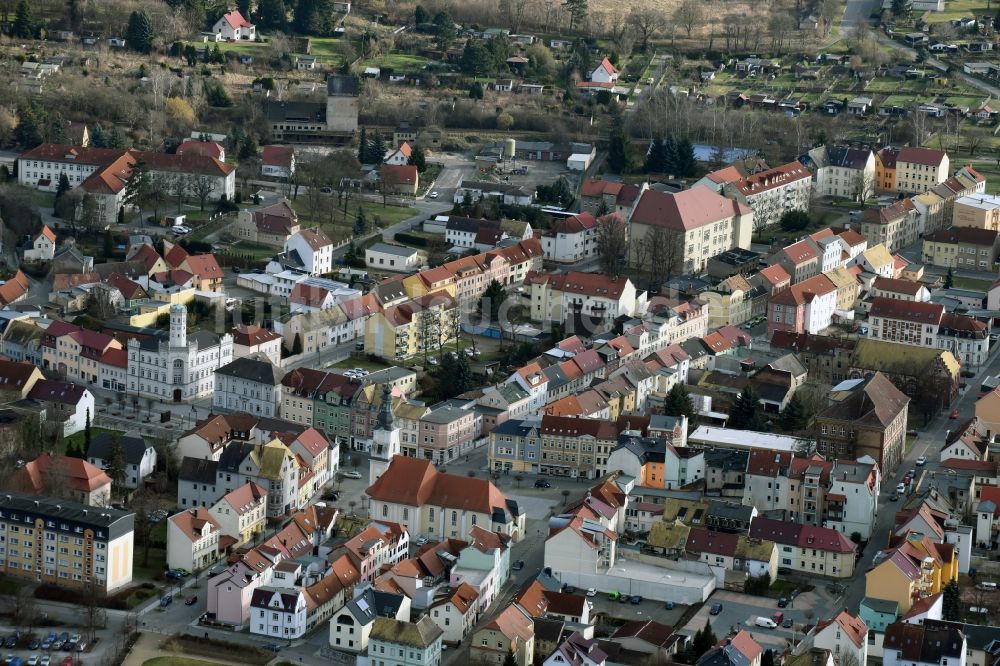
[369,384,401,485]
[169,304,187,348]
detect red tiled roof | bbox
[898,146,947,167]
[184,254,224,281]
[231,324,281,346]
[0,270,30,306]
[366,456,510,515]
[176,139,224,161]
[731,161,811,196]
[747,449,793,476]
[13,453,110,495]
[770,274,837,306]
[261,145,294,167]
[0,360,40,390]
[170,507,220,542]
[872,277,924,296]
[869,297,943,324]
[290,283,331,308]
[685,527,739,557]
[924,226,999,246]
[39,225,56,243]
[580,179,623,198]
[631,186,751,231]
[540,415,617,439]
[381,164,418,185]
[221,9,252,28]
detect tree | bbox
[692,619,718,657]
[852,170,875,202]
[11,585,36,634]
[595,214,627,278]
[204,81,233,107]
[607,117,631,174]
[354,208,368,235]
[676,138,697,177]
[891,0,912,18]
[779,395,807,431]
[762,650,776,666]
[107,436,127,492]
[165,98,197,130]
[461,41,494,77]
[730,386,767,430]
[561,489,571,505]
[408,146,427,172]
[294,0,337,36]
[438,353,475,398]
[674,0,702,38]
[292,333,303,355]
[54,173,71,212]
[645,138,667,174]
[944,267,954,289]
[258,0,288,30]
[82,195,103,232]
[84,409,92,455]
[432,11,456,49]
[191,175,215,211]
[497,112,515,131]
[481,279,508,323]
[123,163,151,221]
[943,579,961,620]
[414,4,430,24]
[628,8,666,52]
[11,0,32,39]
[663,384,696,420]
[564,0,588,30]
[357,127,368,163]
[126,10,154,53]
[502,651,518,666]
[779,210,811,232]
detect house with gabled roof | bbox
[814,611,869,666]
[471,604,535,666]
[12,452,111,506]
[749,517,856,578]
[87,430,157,489]
[328,584,411,653]
[208,481,267,549]
[213,9,255,40]
[167,507,221,572]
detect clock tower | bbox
[369,384,401,486]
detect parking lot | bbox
[681,589,833,651]
[585,591,690,626]
[0,630,85,666]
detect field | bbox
[924,0,993,23]
[361,53,431,73]
[288,197,417,244]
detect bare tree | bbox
[84,579,106,642]
[966,129,987,157]
[595,214,628,279]
[628,8,666,51]
[674,0,702,38]
[190,175,215,212]
[852,170,876,202]
[11,584,36,634]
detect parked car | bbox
[916,456,926,466]
[2,638,14,649]
[428,191,439,199]
[415,537,427,546]
[533,479,551,488]
[783,618,794,628]
[777,597,788,608]
[262,643,282,653]
[710,603,723,615]
[512,560,525,571]
[665,601,674,610]
[772,612,784,625]
[75,641,88,652]
[28,640,39,651]
[562,585,576,594]
[951,409,959,419]
[629,595,643,604]
[185,596,198,606]
[896,482,906,494]
[586,588,597,597]
[160,594,173,608]
[890,492,899,501]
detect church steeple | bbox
[376,383,394,431]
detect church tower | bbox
[169,304,187,348]
[369,383,401,486]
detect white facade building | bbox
[167,507,221,572]
[251,588,308,639]
[127,304,234,402]
[213,354,283,418]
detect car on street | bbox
[777,597,788,608]
[342,470,362,479]
[69,636,79,645]
[665,601,674,610]
[533,479,551,488]
[710,603,723,615]
[916,456,926,466]
[40,641,52,651]
[563,585,576,593]
[951,409,960,419]
[185,596,198,605]
[320,187,333,194]
[2,639,13,649]
[630,595,643,604]
[428,191,439,199]
[175,568,191,577]
[783,618,794,628]
[165,570,182,580]
[586,588,597,597]
[890,492,899,501]
[512,560,525,571]
[415,537,427,546]
[262,643,282,653]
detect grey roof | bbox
[265,101,326,124]
[861,596,900,615]
[649,415,682,431]
[87,430,153,466]
[0,490,133,542]
[542,364,569,390]
[368,242,420,258]
[490,418,538,438]
[179,456,217,484]
[346,587,406,626]
[708,499,755,523]
[959,622,1000,651]
[138,329,223,352]
[365,366,415,384]
[704,448,750,472]
[327,75,359,96]
[370,616,442,649]
[613,435,665,464]
[216,354,283,385]
[422,403,472,425]
[767,354,807,377]
[217,442,256,474]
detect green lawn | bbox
[289,197,417,244]
[62,427,119,454]
[143,658,228,666]
[227,241,278,260]
[924,0,991,22]
[952,276,994,291]
[310,36,350,65]
[133,547,168,581]
[361,53,430,73]
[184,40,269,59]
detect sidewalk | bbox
[122,632,254,666]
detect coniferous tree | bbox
[11,0,32,39]
[762,650,776,666]
[663,383,696,420]
[677,137,697,177]
[357,127,368,163]
[730,386,767,430]
[125,10,154,53]
[54,173,71,213]
[942,580,961,620]
[944,267,954,289]
[257,0,288,30]
[645,138,666,173]
[779,395,808,431]
[607,117,630,174]
[663,136,680,175]
[354,208,368,235]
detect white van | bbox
[755,617,777,628]
[976,581,998,591]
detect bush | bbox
[394,232,427,247]
[779,210,811,232]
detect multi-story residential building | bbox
[41,322,123,384]
[922,227,1000,270]
[0,359,43,402]
[722,161,813,227]
[230,325,283,367]
[208,482,267,549]
[369,616,444,666]
[699,275,761,328]
[529,272,644,326]
[366,456,526,542]
[1,320,43,366]
[365,292,460,361]
[683,528,779,585]
[234,199,301,246]
[18,144,235,224]
[329,587,410,655]
[488,418,542,474]
[540,212,623,263]
[418,402,481,465]
[766,274,839,336]
[339,520,409,582]
[883,620,966,666]
[871,277,931,302]
[813,612,869,666]
[273,227,334,276]
[537,416,618,480]
[628,186,754,275]
[451,526,511,612]
[12,453,111,508]
[875,147,898,192]
[861,200,919,253]
[824,458,881,539]
[853,244,895,278]
[26,380,96,437]
[912,190,948,235]
[770,239,820,284]
[285,426,337,489]
[213,354,284,418]
[868,297,990,367]
[749,518,856,578]
[895,147,950,194]
[251,588,308,639]
[0,492,133,593]
[808,146,876,200]
[470,605,534,666]
[127,304,234,402]
[86,431,157,489]
[867,535,959,613]
[427,583,479,645]
[952,194,1000,231]
[815,372,909,474]
[167,507,220,572]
